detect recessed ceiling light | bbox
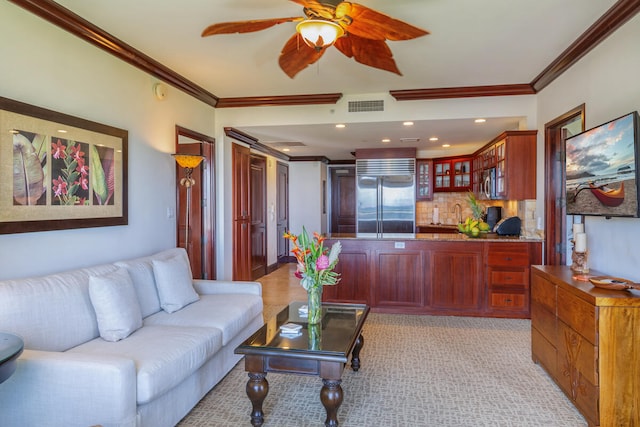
[58,129,68,133]
[429,137,439,141]
[335,124,346,128]
[381,138,391,143]
[474,118,486,123]
[282,148,291,152]
[403,121,414,126]
[442,144,451,148]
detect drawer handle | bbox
[504,257,512,261]
[505,298,513,303]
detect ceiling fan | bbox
[201,0,429,78]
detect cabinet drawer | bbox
[531,301,556,344]
[490,292,525,309]
[487,252,529,267]
[490,269,527,286]
[532,327,557,378]
[557,287,597,345]
[531,275,556,313]
[556,321,599,424]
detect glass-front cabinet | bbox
[434,157,471,192]
[416,159,433,200]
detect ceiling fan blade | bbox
[334,34,402,75]
[279,34,326,78]
[336,2,428,41]
[202,17,300,37]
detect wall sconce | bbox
[172,154,204,251]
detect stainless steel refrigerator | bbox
[356,158,416,237]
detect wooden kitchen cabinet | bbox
[472,130,537,200]
[433,157,472,192]
[416,159,433,200]
[373,246,425,309]
[531,266,640,427]
[323,238,543,318]
[486,242,542,318]
[323,243,371,305]
[429,242,483,313]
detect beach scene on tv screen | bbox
[566,113,638,217]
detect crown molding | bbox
[216,93,343,108]
[390,84,535,101]
[8,0,220,108]
[9,0,640,106]
[224,127,290,161]
[530,0,640,92]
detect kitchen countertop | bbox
[328,232,543,242]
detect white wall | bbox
[536,14,640,280]
[0,2,216,280]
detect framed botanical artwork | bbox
[0,96,128,234]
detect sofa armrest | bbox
[0,349,137,427]
[193,279,262,296]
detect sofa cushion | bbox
[0,264,117,351]
[68,325,223,405]
[114,249,190,318]
[152,255,199,313]
[144,294,263,346]
[89,268,143,342]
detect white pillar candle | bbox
[432,206,439,224]
[572,223,584,235]
[574,232,587,253]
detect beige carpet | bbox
[178,313,587,427]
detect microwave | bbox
[483,167,496,199]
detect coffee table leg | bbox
[320,379,343,427]
[246,372,268,427]
[351,334,364,372]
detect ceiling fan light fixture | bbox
[296,19,344,50]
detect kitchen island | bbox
[323,233,542,318]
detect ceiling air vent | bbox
[348,100,384,113]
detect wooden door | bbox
[250,155,267,279]
[330,166,356,233]
[276,162,289,263]
[544,105,585,265]
[175,126,215,280]
[232,143,251,280]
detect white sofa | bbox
[0,248,263,427]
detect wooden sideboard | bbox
[323,237,541,318]
[531,265,640,427]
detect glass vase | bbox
[307,286,323,325]
[308,323,322,350]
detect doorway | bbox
[329,166,356,234]
[276,162,290,264]
[250,155,267,279]
[544,105,585,265]
[175,126,215,279]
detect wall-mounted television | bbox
[565,111,640,218]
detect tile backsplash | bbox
[416,193,513,225]
[417,193,541,237]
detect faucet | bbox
[453,203,463,223]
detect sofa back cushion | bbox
[89,267,143,342]
[0,264,117,351]
[115,248,187,318]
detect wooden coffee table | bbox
[235,301,369,427]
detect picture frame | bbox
[0,96,128,234]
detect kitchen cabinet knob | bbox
[505,257,512,261]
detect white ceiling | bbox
[52,0,618,159]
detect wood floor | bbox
[256,263,307,319]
